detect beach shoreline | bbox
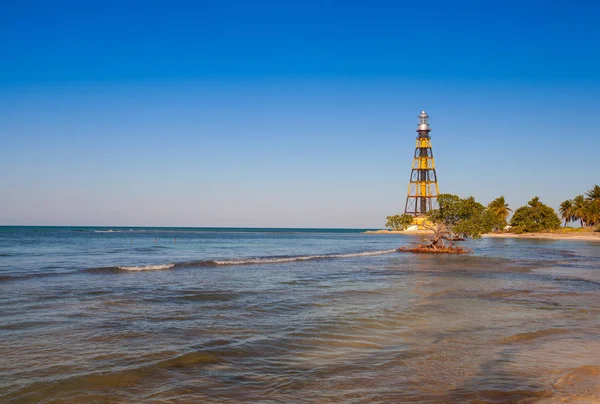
[365,229,600,242]
[483,231,600,242]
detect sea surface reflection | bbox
[1,227,599,403]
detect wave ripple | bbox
[90,249,398,272]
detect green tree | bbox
[584,199,600,226]
[385,214,414,231]
[510,197,561,233]
[585,184,600,201]
[571,195,588,227]
[488,196,511,221]
[559,199,574,227]
[487,196,512,229]
[422,194,497,250]
[584,185,600,227]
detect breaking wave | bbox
[213,249,398,265]
[87,249,398,273]
[118,264,176,271]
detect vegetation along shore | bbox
[366,228,600,242]
[373,184,600,249]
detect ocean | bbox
[1,226,599,403]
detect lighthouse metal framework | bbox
[404,110,439,217]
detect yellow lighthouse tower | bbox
[404,110,439,228]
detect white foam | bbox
[114,249,397,271]
[213,249,397,265]
[118,264,175,271]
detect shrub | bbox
[510,197,561,233]
[385,214,414,231]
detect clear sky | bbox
[1,0,599,227]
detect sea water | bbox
[1,227,599,402]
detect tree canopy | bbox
[510,197,561,233]
[398,194,500,253]
[558,185,600,228]
[385,214,414,231]
[586,184,600,201]
[487,196,512,224]
[428,194,498,240]
[559,199,574,227]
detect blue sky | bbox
[1,0,599,227]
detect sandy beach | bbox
[484,232,600,242]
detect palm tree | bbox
[572,195,588,227]
[584,200,600,226]
[488,196,512,222]
[586,184,600,201]
[559,199,574,227]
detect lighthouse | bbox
[404,110,439,224]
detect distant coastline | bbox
[365,229,600,242]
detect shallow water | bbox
[1,227,599,403]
